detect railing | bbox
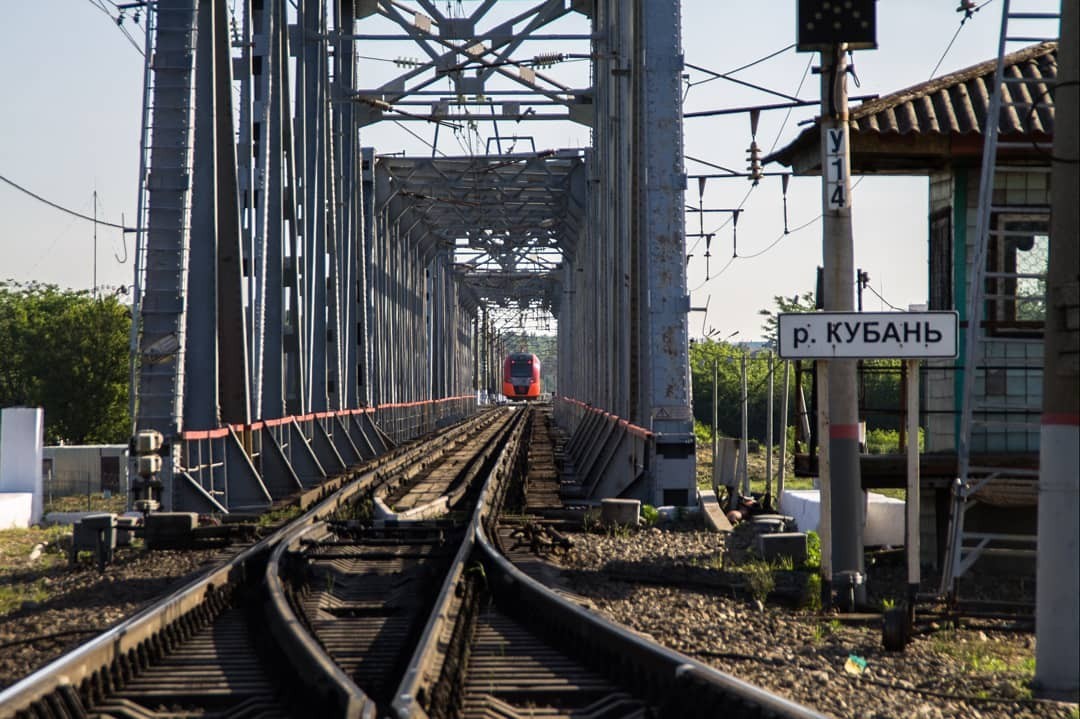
[169,396,478,513]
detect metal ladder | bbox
[939,0,1061,601]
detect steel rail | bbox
[393,406,826,719]
[0,409,501,718]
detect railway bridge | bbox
[130,0,697,513]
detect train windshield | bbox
[509,359,533,377]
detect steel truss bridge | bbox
[131,0,695,513]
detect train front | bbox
[502,353,541,400]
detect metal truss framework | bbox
[133,0,478,511]
[132,0,696,511]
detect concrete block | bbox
[780,489,906,547]
[601,498,640,526]
[750,514,796,533]
[0,407,45,524]
[757,532,808,564]
[116,515,139,546]
[0,493,33,529]
[44,511,111,526]
[865,492,905,547]
[697,489,733,533]
[72,513,117,565]
[779,490,822,535]
[144,512,199,549]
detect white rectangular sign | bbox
[777,311,958,359]
[825,126,848,210]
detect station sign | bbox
[777,311,958,359]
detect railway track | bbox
[1,405,825,718]
[0,409,514,718]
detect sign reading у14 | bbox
[777,311,959,359]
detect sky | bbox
[0,1,1011,341]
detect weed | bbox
[582,509,602,533]
[258,504,303,528]
[803,531,821,570]
[802,573,822,611]
[741,560,775,606]
[931,629,1036,694]
[881,597,897,611]
[771,555,795,571]
[641,504,659,526]
[811,619,840,644]
[0,578,50,616]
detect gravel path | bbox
[0,546,224,691]
[555,524,1076,719]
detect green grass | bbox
[258,504,303,528]
[930,629,1037,698]
[737,560,775,605]
[43,492,127,515]
[812,618,842,643]
[0,525,72,616]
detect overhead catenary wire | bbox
[864,281,904,311]
[0,173,136,232]
[928,0,995,80]
[689,176,867,295]
[687,52,816,258]
[86,0,145,56]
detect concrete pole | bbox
[740,349,750,497]
[817,360,832,608]
[819,44,865,606]
[905,358,920,614]
[766,351,774,506]
[1035,0,1079,699]
[778,360,791,505]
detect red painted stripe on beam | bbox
[1043,413,1080,426]
[829,424,861,440]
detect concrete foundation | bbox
[780,489,904,547]
[601,498,640,526]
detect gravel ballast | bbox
[553,524,1075,719]
[0,546,224,691]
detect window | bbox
[510,359,533,377]
[986,212,1049,335]
[929,207,952,311]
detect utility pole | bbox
[93,189,98,299]
[1035,0,1078,699]
[819,45,866,607]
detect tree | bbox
[0,282,131,444]
[758,291,816,349]
[689,339,774,442]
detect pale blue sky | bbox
[0,1,1012,340]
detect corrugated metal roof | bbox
[766,42,1057,167]
[850,41,1056,136]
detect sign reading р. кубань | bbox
[777,311,959,359]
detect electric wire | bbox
[865,282,904,311]
[689,175,866,295]
[392,119,449,157]
[86,0,145,56]
[688,53,815,258]
[928,0,995,80]
[684,44,797,92]
[0,173,136,232]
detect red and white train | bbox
[502,353,541,400]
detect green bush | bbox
[693,420,714,447]
[865,427,925,455]
[641,504,659,525]
[804,530,821,570]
